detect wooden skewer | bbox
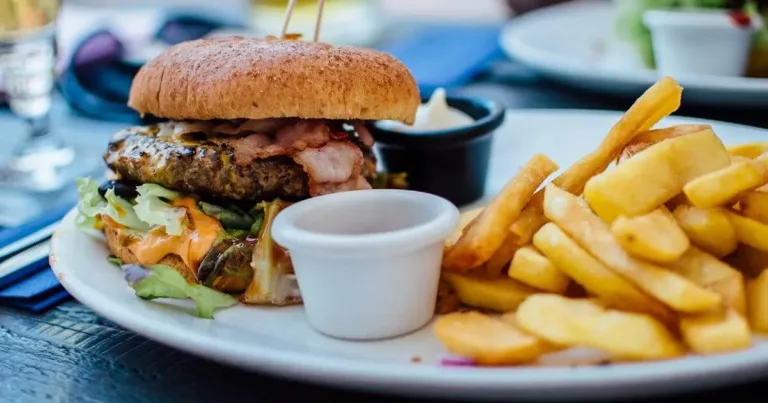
[281,0,298,38]
[313,0,326,42]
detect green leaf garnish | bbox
[125,264,237,319]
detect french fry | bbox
[672,205,737,257]
[679,309,752,354]
[564,281,589,298]
[730,155,753,164]
[441,272,536,313]
[433,311,550,365]
[728,141,768,159]
[485,234,519,278]
[683,154,768,208]
[543,184,722,313]
[726,211,768,253]
[665,247,747,316]
[499,312,564,352]
[516,294,685,360]
[532,223,676,324]
[739,191,768,224]
[709,276,748,316]
[610,207,689,263]
[747,269,768,333]
[725,244,768,278]
[435,280,462,315]
[509,199,548,245]
[666,193,692,210]
[584,130,730,222]
[445,207,483,249]
[508,76,684,243]
[508,246,569,294]
[618,124,712,163]
[443,154,558,272]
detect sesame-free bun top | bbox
[128,36,420,124]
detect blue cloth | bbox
[0,201,72,312]
[3,287,70,312]
[0,268,61,299]
[0,201,72,251]
[378,25,504,96]
[0,251,48,290]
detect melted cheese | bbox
[128,197,221,271]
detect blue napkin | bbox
[0,268,68,312]
[0,201,74,312]
[0,268,61,299]
[0,249,48,290]
[56,13,504,122]
[0,261,69,313]
[0,201,73,252]
[4,287,71,312]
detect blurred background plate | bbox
[499,0,768,108]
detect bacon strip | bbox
[293,140,372,196]
[231,133,273,165]
[353,122,375,148]
[228,120,331,166]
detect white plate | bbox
[499,0,768,108]
[51,110,768,401]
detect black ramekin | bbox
[367,96,506,206]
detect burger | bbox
[75,35,420,308]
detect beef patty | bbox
[104,126,377,201]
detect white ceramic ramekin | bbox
[271,189,460,340]
[643,9,763,77]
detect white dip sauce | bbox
[378,88,474,132]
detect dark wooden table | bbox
[2,65,768,403]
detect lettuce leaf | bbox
[372,172,408,190]
[123,263,237,319]
[75,177,106,230]
[134,183,186,236]
[75,177,148,231]
[198,201,255,231]
[104,188,150,230]
[614,0,678,68]
[677,0,730,8]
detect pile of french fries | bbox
[434,76,768,366]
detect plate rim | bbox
[50,109,768,399]
[499,0,768,95]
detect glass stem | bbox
[26,113,51,139]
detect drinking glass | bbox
[0,0,98,196]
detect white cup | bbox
[644,9,763,77]
[271,189,460,340]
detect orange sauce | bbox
[128,197,221,270]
